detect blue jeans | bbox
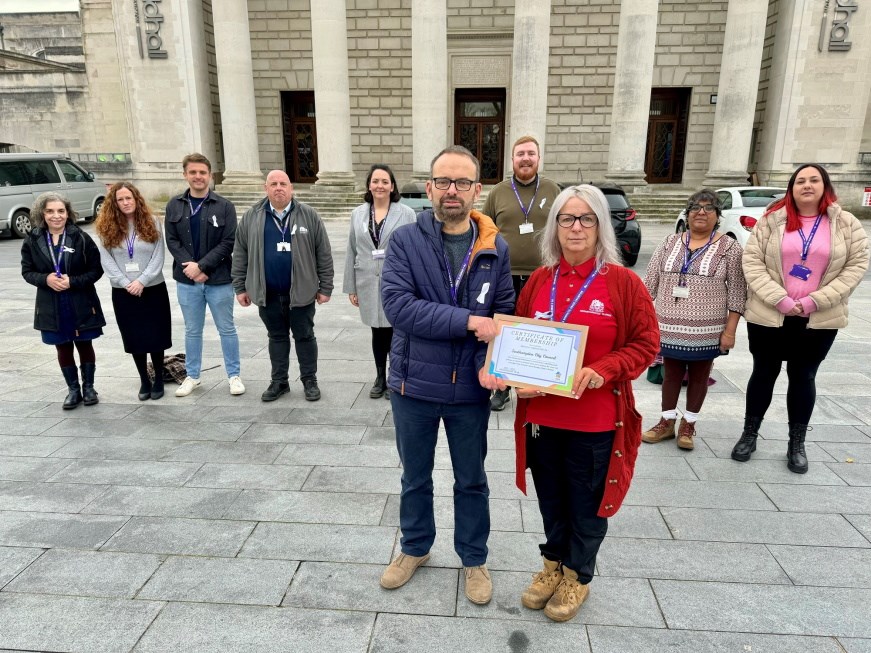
[176,281,240,378]
[390,393,490,566]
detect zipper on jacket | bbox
[452,369,457,384]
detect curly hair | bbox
[30,192,77,229]
[95,181,159,249]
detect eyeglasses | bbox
[432,177,475,191]
[557,213,598,228]
[688,204,717,214]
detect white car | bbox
[674,187,786,247]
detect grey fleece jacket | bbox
[231,198,334,307]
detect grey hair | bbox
[538,184,623,269]
[430,145,481,182]
[30,192,77,229]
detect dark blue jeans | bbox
[258,296,317,383]
[528,427,615,583]
[390,393,491,567]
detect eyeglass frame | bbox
[687,203,718,215]
[431,177,476,192]
[556,213,598,229]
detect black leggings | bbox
[132,351,165,384]
[371,327,393,370]
[55,341,96,368]
[661,358,714,413]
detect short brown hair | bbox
[512,135,540,156]
[182,153,211,172]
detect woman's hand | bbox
[515,387,544,399]
[788,300,803,316]
[572,367,606,397]
[125,280,145,297]
[349,293,359,307]
[719,331,736,353]
[46,274,67,292]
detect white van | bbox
[0,153,107,238]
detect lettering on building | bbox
[821,0,859,52]
[133,0,168,60]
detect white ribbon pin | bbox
[476,282,490,304]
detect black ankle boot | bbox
[731,416,763,462]
[150,373,164,400]
[80,362,99,406]
[61,365,83,410]
[787,422,809,474]
[369,367,387,398]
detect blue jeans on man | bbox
[176,281,240,378]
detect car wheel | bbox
[11,209,32,238]
[87,198,104,223]
[675,220,686,234]
[622,252,638,267]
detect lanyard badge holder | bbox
[673,231,715,299]
[789,214,822,281]
[273,211,291,252]
[124,232,140,273]
[511,177,539,235]
[45,230,66,278]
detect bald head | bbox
[265,170,293,211]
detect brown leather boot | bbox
[677,417,696,450]
[521,557,563,610]
[642,417,676,443]
[543,566,589,622]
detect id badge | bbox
[372,249,386,260]
[125,262,140,273]
[519,222,534,235]
[277,242,291,252]
[789,263,812,281]
[672,285,690,299]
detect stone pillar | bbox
[703,0,769,187]
[310,0,355,188]
[605,0,659,190]
[508,0,552,172]
[212,0,262,189]
[411,0,448,181]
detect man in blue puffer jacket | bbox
[379,146,514,606]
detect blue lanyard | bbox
[271,208,290,242]
[680,231,716,282]
[510,176,539,222]
[187,193,209,219]
[45,230,66,277]
[125,231,136,260]
[798,215,823,262]
[549,266,599,323]
[443,222,477,306]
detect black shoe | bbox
[150,377,164,401]
[80,362,99,406]
[490,388,510,412]
[61,366,83,410]
[261,381,290,402]
[303,378,321,402]
[369,367,387,399]
[731,416,763,462]
[138,380,151,401]
[787,422,809,474]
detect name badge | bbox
[125,262,140,273]
[519,223,534,235]
[372,249,386,260]
[672,285,690,299]
[789,263,812,281]
[277,242,291,252]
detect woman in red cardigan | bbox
[511,184,658,622]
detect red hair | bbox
[764,164,837,232]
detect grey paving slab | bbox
[101,516,255,556]
[636,438,717,457]
[687,456,847,484]
[0,547,42,589]
[369,613,589,653]
[0,402,49,417]
[661,508,871,547]
[158,440,286,464]
[423,529,544,571]
[4,548,161,598]
[596,538,790,583]
[819,442,871,464]
[359,425,397,445]
[138,556,298,606]
[133,602,375,653]
[830,396,871,425]
[82,485,241,519]
[381,494,523,532]
[0,456,70,482]
[0,417,62,436]
[0,435,70,457]
[200,404,292,423]
[283,561,458,615]
[624,478,777,510]
[41,418,150,439]
[0,510,127,549]
[132,419,249,441]
[184,462,312,490]
[47,459,202,487]
[241,423,367,444]
[768,544,871,588]
[758,424,871,443]
[50,437,186,461]
[841,639,871,653]
[632,455,699,480]
[276,443,399,467]
[0,592,162,653]
[846,515,871,543]
[703,435,837,462]
[30,402,139,420]
[652,579,871,637]
[283,407,389,426]
[303,465,419,495]
[761,484,871,514]
[224,489,387,524]
[239,522,396,564]
[128,404,215,422]
[828,463,871,486]
[587,625,846,653]
[0,480,107,513]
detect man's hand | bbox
[181,261,203,280]
[316,293,331,305]
[348,293,359,307]
[236,292,252,307]
[478,366,507,391]
[468,315,499,342]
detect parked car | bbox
[0,153,106,238]
[398,181,432,214]
[674,186,786,248]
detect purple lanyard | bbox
[45,230,66,278]
[369,205,385,248]
[510,176,539,222]
[187,193,209,219]
[443,222,477,306]
[798,214,823,262]
[680,231,716,283]
[271,208,289,242]
[125,231,136,260]
[549,266,599,322]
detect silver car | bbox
[674,187,786,247]
[0,153,107,238]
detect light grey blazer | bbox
[342,201,416,328]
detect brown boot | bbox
[380,552,429,589]
[677,417,696,450]
[463,565,492,605]
[642,417,676,443]
[543,566,589,622]
[521,557,563,610]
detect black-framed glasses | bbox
[688,203,717,214]
[432,177,475,191]
[557,213,598,228]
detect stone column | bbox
[212,0,262,189]
[605,0,659,190]
[704,0,769,187]
[508,0,551,171]
[310,0,355,188]
[411,0,448,181]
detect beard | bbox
[433,194,472,225]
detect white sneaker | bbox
[175,376,201,397]
[229,376,246,395]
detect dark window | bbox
[57,160,88,183]
[23,161,61,184]
[0,162,29,186]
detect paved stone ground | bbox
[0,220,869,653]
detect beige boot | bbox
[521,557,563,610]
[676,417,696,450]
[463,565,492,605]
[543,566,589,622]
[642,417,676,443]
[380,552,429,589]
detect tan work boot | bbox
[521,557,563,610]
[544,566,589,622]
[380,552,430,589]
[464,565,492,605]
[642,417,676,443]
[677,417,696,450]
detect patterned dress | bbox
[644,233,746,361]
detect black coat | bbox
[21,224,106,333]
[164,191,237,285]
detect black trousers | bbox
[371,327,393,370]
[258,296,317,383]
[528,427,614,583]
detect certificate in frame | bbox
[484,313,589,397]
